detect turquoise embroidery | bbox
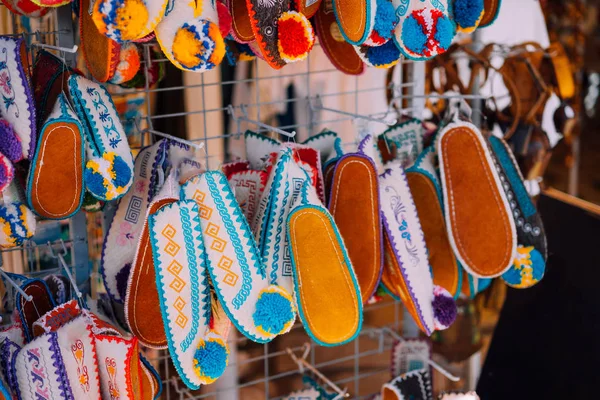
[396,0,410,16]
[85,86,122,150]
[430,0,445,12]
[269,179,289,285]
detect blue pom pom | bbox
[453,0,484,30]
[193,334,229,382]
[85,168,108,199]
[253,287,295,336]
[111,155,132,188]
[434,16,455,50]
[373,0,398,41]
[530,249,546,281]
[366,41,401,67]
[401,16,427,54]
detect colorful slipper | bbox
[245,130,281,170]
[379,161,456,334]
[381,368,433,400]
[393,0,456,61]
[16,279,56,342]
[43,274,72,306]
[302,129,344,167]
[95,335,141,400]
[92,0,169,42]
[451,0,484,33]
[314,0,364,75]
[155,0,226,72]
[80,0,121,83]
[0,183,37,249]
[26,93,85,220]
[227,165,268,224]
[390,338,431,377]
[0,330,22,399]
[246,0,315,68]
[32,300,82,338]
[124,172,180,349]
[182,171,296,343]
[102,139,170,303]
[150,200,229,388]
[139,354,162,400]
[0,119,22,163]
[478,0,501,27]
[0,36,37,160]
[380,118,424,167]
[487,136,546,288]
[288,180,362,346]
[332,0,376,45]
[0,0,48,17]
[228,0,255,43]
[108,43,141,85]
[328,150,382,303]
[437,121,517,278]
[406,148,462,298]
[363,0,397,46]
[69,75,134,201]
[354,40,402,69]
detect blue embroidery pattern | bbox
[86,87,122,149]
[395,0,410,17]
[269,179,289,285]
[385,185,420,267]
[430,0,445,12]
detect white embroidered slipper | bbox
[380,118,424,167]
[155,0,226,72]
[92,0,170,42]
[68,75,134,201]
[95,334,142,400]
[302,129,344,167]
[225,163,268,224]
[149,200,229,388]
[32,299,82,338]
[181,171,296,343]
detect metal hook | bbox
[0,269,32,302]
[228,104,297,138]
[311,95,398,126]
[30,43,78,54]
[49,240,83,302]
[144,129,206,152]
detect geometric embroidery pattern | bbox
[167,260,186,293]
[173,296,188,328]
[161,224,180,256]
[218,255,238,286]
[124,195,142,223]
[192,190,213,220]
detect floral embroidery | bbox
[71,339,90,392]
[116,222,136,246]
[0,49,18,118]
[386,185,420,267]
[87,87,122,149]
[135,181,146,193]
[105,357,120,400]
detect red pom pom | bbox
[277,11,314,63]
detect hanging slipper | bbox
[182,171,296,343]
[149,200,229,388]
[314,0,364,75]
[390,338,431,377]
[80,0,121,83]
[380,118,424,167]
[302,129,344,168]
[246,0,315,69]
[394,0,456,61]
[0,327,22,399]
[139,354,162,400]
[0,0,48,17]
[437,121,517,278]
[0,182,36,249]
[155,0,226,72]
[124,171,180,349]
[487,136,546,288]
[26,93,85,220]
[287,179,362,346]
[331,0,377,45]
[102,139,170,303]
[0,36,37,161]
[16,279,57,342]
[226,163,268,224]
[43,274,72,306]
[406,148,462,299]
[0,119,22,163]
[451,0,484,33]
[95,335,139,400]
[354,40,402,69]
[364,0,397,46]
[478,0,501,28]
[32,299,82,338]
[381,368,433,400]
[69,75,134,201]
[108,43,141,85]
[228,0,255,43]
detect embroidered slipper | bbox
[0,153,13,193]
[43,274,72,306]
[0,331,22,399]
[245,130,281,170]
[0,36,37,161]
[380,118,424,167]
[124,172,180,349]
[155,0,226,72]
[390,338,431,377]
[32,299,82,338]
[228,0,255,43]
[228,166,268,224]
[150,200,229,388]
[182,171,296,343]
[363,0,397,46]
[302,129,344,167]
[381,368,433,400]
[331,0,376,45]
[288,180,362,346]
[478,0,501,27]
[108,43,141,85]
[354,40,402,69]
[69,75,134,201]
[81,0,121,83]
[451,0,484,33]
[246,0,315,68]
[95,335,140,400]
[379,162,456,334]
[437,121,517,278]
[328,150,382,303]
[16,279,57,342]
[0,119,22,163]
[139,354,162,400]
[487,136,546,288]
[26,93,85,220]
[314,0,364,75]
[102,139,170,303]
[393,0,456,61]
[0,183,37,249]
[92,0,169,43]
[0,0,48,17]
[406,148,462,298]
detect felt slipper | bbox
[32,299,82,338]
[0,0,48,17]
[182,171,296,343]
[380,118,424,167]
[0,119,23,163]
[332,0,376,45]
[149,200,229,388]
[26,93,85,220]
[81,0,121,83]
[227,166,268,224]
[363,0,397,46]
[245,130,281,170]
[155,0,226,72]
[354,40,402,69]
[228,0,255,43]
[16,279,56,342]
[390,338,431,377]
[406,148,462,299]
[69,75,134,202]
[381,368,433,400]
[0,182,37,249]
[379,161,456,334]
[487,136,546,288]
[139,354,162,400]
[95,335,144,400]
[43,274,72,306]
[451,0,484,33]
[0,153,14,193]
[314,0,364,75]
[0,36,37,160]
[108,43,141,85]
[102,139,170,303]
[393,0,456,61]
[437,121,517,278]
[478,0,501,27]
[302,129,344,167]
[92,0,170,43]
[124,171,180,349]
[328,149,382,303]
[287,179,362,346]
[246,0,315,68]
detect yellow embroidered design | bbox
[512,246,537,288]
[71,340,90,392]
[173,296,188,328]
[167,260,186,293]
[162,224,180,256]
[188,0,202,18]
[105,357,120,400]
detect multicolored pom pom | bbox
[452,0,484,33]
[193,330,229,384]
[85,152,133,201]
[355,40,401,68]
[93,0,150,42]
[0,202,36,249]
[109,43,141,85]
[120,46,165,89]
[171,20,226,71]
[253,285,296,338]
[277,11,315,64]
[364,0,398,46]
[399,7,456,60]
[502,245,546,289]
[432,285,457,331]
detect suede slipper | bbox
[139,354,162,400]
[380,118,424,167]
[314,0,364,75]
[393,0,456,61]
[149,200,229,388]
[487,135,547,288]
[69,75,134,201]
[26,93,85,220]
[16,279,56,342]
[381,368,433,400]
[479,0,501,27]
[228,0,255,43]
[406,147,462,299]
[0,36,37,160]
[92,0,170,42]
[332,0,376,45]
[181,171,296,343]
[287,179,362,346]
[437,121,517,278]
[0,0,48,17]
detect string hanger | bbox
[227,104,297,138]
[309,94,398,126]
